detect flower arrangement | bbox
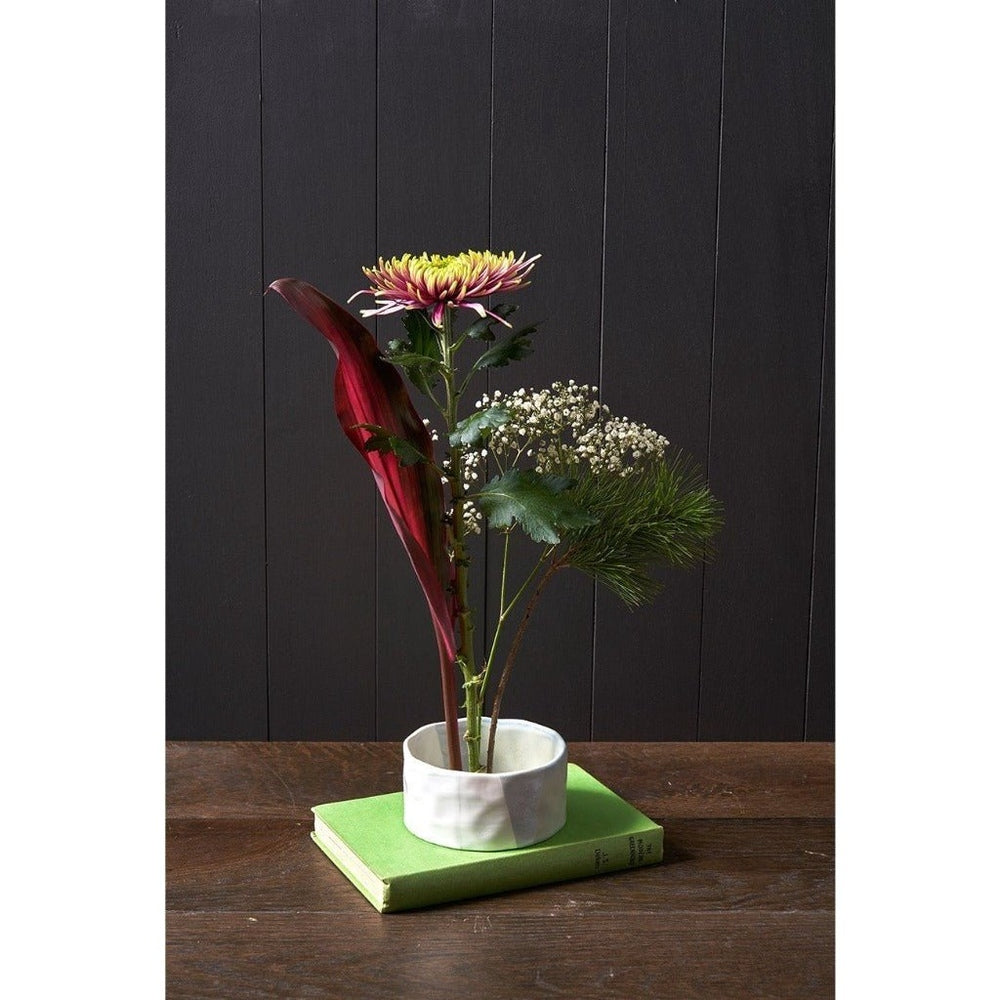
[270,251,722,774]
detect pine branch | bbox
[560,452,723,608]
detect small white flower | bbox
[483,380,670,481]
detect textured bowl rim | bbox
[403,718,567,780]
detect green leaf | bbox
[471,326,535,372]
[387,358,441,400]
[354,423,427,467]
[385,311,445,398]
[463,303,518,341]
[449,406,510,447]
[475,469,597,544]
[463,316,497,342]
[384,349,447,371]
[400,310,441,358]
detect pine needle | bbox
[559,451,723,608]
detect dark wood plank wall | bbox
[166,0,268,738]
[374,0,493,740]
[487,0,610,740]
[261,0,378,739]
[595,0,724,740]
[698,0,834,738]
[166,0,835,742]
[806,152,835,741]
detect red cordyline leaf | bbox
[268,278,462,770]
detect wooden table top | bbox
[167,741,834,999]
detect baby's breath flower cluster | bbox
[454,381,670,533]
[574,411,670,475]
[479,380,668,476]
[479,380,602,476]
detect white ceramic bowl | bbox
[402,718,568,850]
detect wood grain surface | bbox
[167,741,834,999]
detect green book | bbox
[310,763,663,912]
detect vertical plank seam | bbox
[620,0,629,237]
[489,0,495,255]
[258,0,271,740]
[803,131,835,742]
[374,0,380,740]
[591,0,613,741]
[483,0,495,662]
[696,0,728,741]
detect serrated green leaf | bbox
[385,312,444,398]
[471,327,534,372]
[463,315,497,341]
[385,357,441,399]
[475,469,597,544]
[463,304,518,341]
[355,423,427,467]
[400,310,441,359]
[384,349,447,372]
[449,406,510,447]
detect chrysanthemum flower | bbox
[349,250,539,328]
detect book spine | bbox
[385,827,664,912]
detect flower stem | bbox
[441,310,481,771]
[482,531,511,684]
[485,556,562,773]
[482,541,553,694]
